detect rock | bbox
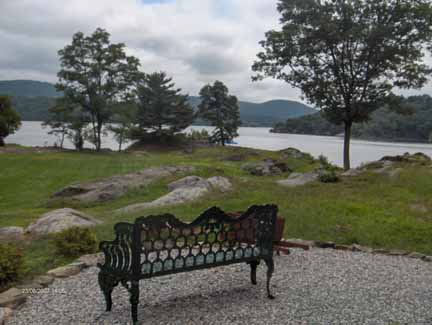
[168,176,210,191]
[408,252,425,259]
[341,169,363,177]
[381,152,431,165]
[117,176,232,213]
[15,283,44,290]
[77,253,104,268]
[282,239,314,250]
[118,186,210,213]
[277,172,319,187]
[351,244,373,253]
[0,288,27,309]
[47,265,81,278]
[0,227,24,241]
[387,250,409,256]
[0,307,13,324]
[279,147,313,160]
[315,241,336,249]
[33,275,54,287]
[372,249,389,255]
[335,244,353,251]
[373,161,395,175]
[26,208,100,236]
[51,166,195,203]
[422,256,432,262]
[242,160,291,177]
[207,176,232,192]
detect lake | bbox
[6,121,432,168]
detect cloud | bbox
[0,0,429,104]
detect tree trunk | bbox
[118,134,123,152]
[0,137,4,147]
[60,131,65,149]
[343,121,352,171]
[96,124,102,151]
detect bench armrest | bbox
[98,222,133,275]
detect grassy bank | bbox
[1,145,432,280]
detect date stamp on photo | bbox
[21,288,67,295]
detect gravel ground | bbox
[8,248,432,324]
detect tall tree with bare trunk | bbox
[253,0,432,170]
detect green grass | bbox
[1,145,432,283]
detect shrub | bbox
[318,169,339,183]
[185,129,210,142]
[52,227,97,257]
[0,243,23,288]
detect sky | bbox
[0,0,431,103]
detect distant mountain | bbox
[189,97,315,126]
[0,80,316,125]
[0,80,61,98]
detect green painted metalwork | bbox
[98,204,278,324]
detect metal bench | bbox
[97,204,278,324]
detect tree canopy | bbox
[198,81,241,145]
[253,0,432,170]
[0,96,21,146]
[56,28,141,151]
[135,72,194,137]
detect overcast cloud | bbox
[0,0,431,103]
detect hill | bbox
[271,95,432,142]
[0,80,61,98]
[0,80,316,125]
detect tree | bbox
[198,81,241,145]
[42,98,74,148]
[252,0,432,170]
[135,72,194,137]
[0,96,21,146]
[43,97,91,151]
[108,102,137,151]
[57,28,141,151]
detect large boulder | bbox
[117,176,232,213]
[277,172,319,187]
[0,227,24,242]
[26,208,100,236]
[51,166,195,204]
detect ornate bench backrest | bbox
[131,205,278,278]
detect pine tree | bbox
[135,72,194,137]
[198,81,241,145]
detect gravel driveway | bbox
[8,248,432,324]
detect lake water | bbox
[6,121,432,168]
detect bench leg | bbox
[98,271,119,311]
[264,258,275,300]
[129,280,140,324]
[247,260,260,285]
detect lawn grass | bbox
[1,145,432,282]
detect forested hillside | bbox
[0,80,315,125]
[272,95,432,142]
